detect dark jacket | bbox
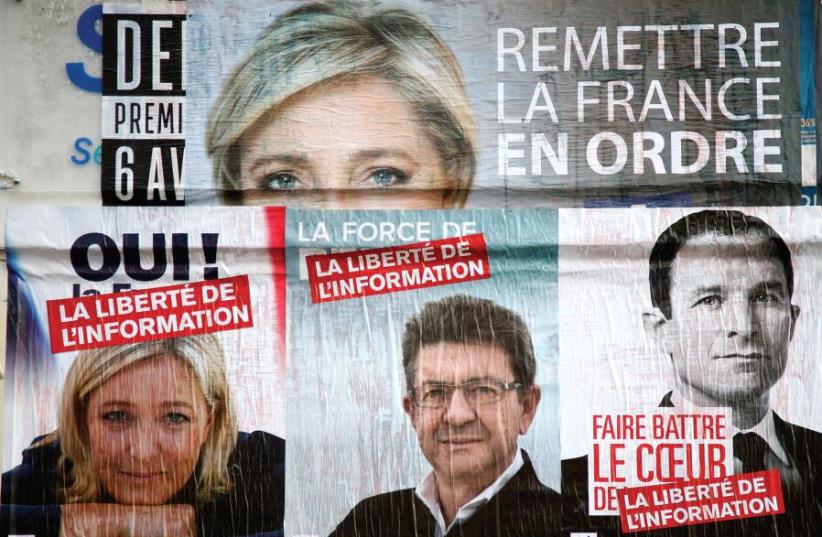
[1,431,285,537]
[561,393,822,536]
[330,451,562,537]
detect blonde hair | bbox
[207,0,476,205]
[53,335,238,503]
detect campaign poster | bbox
[101,3,187,205]
[284,209,560,536]
[2,207,286,537]
[559,207,822,535]
[184,0,801,209]
[816,0,822,200]
[799,0,818,205]
[0,1,119,205]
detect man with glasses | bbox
[331,294,561,537]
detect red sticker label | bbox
[47,275,254,352]
[306,233,491,303]
[617,470,785,532]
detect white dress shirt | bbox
[414,449,524,537]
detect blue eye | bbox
[102,411,128,423]
[369,168,409,188]
[262,172,300,190]
[165,412,190,425]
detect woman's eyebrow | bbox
[98,400,135,408]
[352,148,416,162]
[249,153,310,174]
[97,400,196,410]
[160,401,196,410]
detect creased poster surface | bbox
[101,3,187,206]
[1,207,286,537]
[799,0,818,202]
[183,0,802,209]
[0,1,123,204]
[559,207,822,535]
[284,209,560,536]
[816,0,822,197]
[0,203,819,536]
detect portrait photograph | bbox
[2,207,287,537]
[283,209,561,536]
[558,207,822,535]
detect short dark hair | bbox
[401,295,536,392]
[649,210,794,319]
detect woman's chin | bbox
[106,475,180,505]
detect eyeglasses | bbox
[411,380,523,408]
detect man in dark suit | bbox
[563,210,822,536]
[331,295,561,537]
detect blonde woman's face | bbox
[238,77,455,208]
[85,354,213,504]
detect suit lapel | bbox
[659,391,674,407]
[771,412,820,484]
[407,493,438,537]
[454,454,554,536]
[772,413,798,468]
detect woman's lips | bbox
[118,471,164,482]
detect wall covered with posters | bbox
[1,1,821,537]
[2,206,820,535]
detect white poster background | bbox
[559,207,822,459]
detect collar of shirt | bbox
[670,389,789,465]
[415,449,524,536]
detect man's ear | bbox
[518,385,541,435]
[789,305,800,340]
[642,307,668,340]
[402,394,417,424]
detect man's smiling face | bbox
[403,342,539,489]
